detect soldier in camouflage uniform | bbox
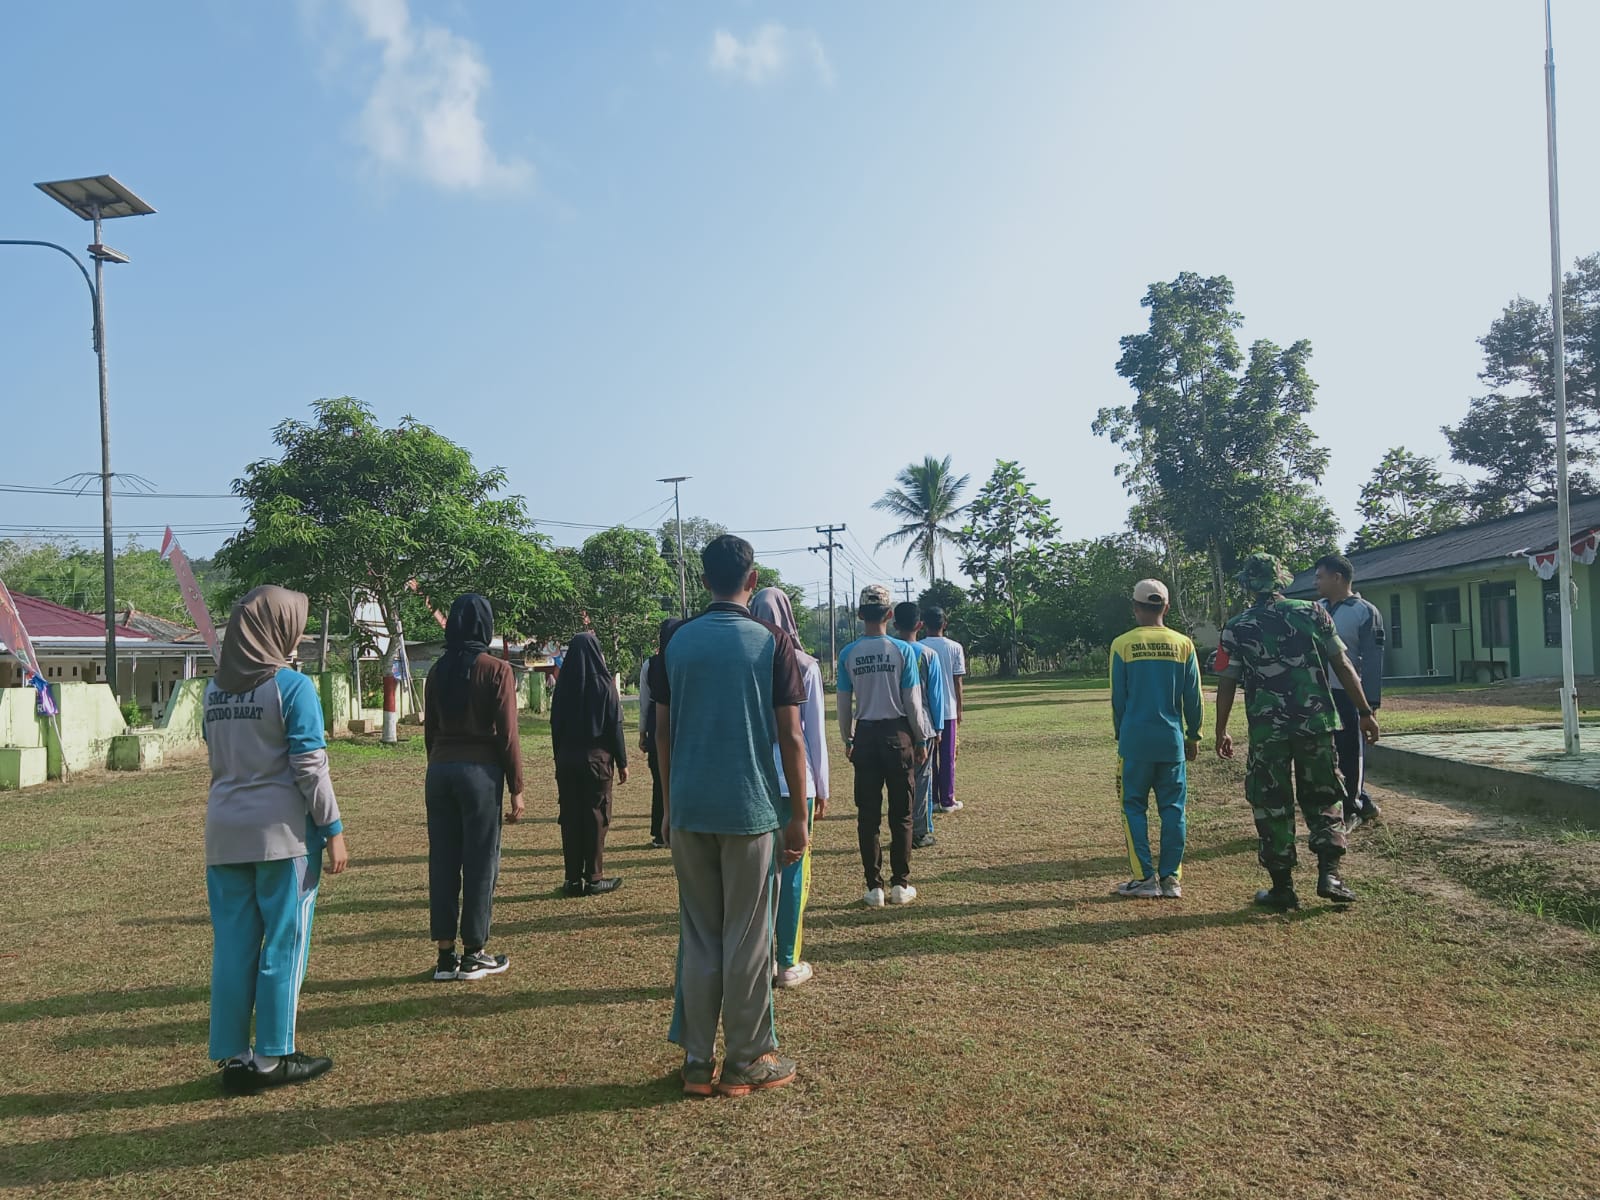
[1213,552,1381,910]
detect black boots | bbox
[1317,870,1357,904]
[1254,870,1300,911]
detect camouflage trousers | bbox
[1245,734,1348,874]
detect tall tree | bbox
[578,527,672,681]
[1442,254,1600,516]
[1348,447,1469,551]
[956,461,1060,677]
[873,455,971,582]
[1095,272,1338,625]
[217,398,576,666]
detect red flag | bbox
[160,527,221,660]
[0,576,43,680]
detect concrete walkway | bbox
[1371,726,1600,821]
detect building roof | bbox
[10,594,149,641]
[94,608,206,643]
[1287,495,1600,596]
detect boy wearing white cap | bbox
[1108,579,1203,899]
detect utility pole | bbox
[894,578,914,604]
[658,476,690,619]
[810,524,845,675]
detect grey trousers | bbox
[668,829,780,1065]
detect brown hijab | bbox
[215,585,309,693]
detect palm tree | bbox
[873,455,971,582]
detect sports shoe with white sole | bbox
[457,950,510,980]
[1113,876,1161,899]
[935,800,964,814]
[888,884,918,905]
[863,887,886,908]
[775,961,814,989]
[432,949,460,981]
[1159,875,1182,899]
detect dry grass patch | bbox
[1,677,1598,1198]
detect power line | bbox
[0,483,241,500]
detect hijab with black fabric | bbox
[215,585,309,694]
[550,632,625,761]
[434,594,495,714]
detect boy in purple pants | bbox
[920,608,966,814]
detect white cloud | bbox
[340,0,531,191]
[709,23,834,87]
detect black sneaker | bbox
[433,949,459,981]
[586,877,623,895]
[227,1051,334,1093]
[1317,871,1357,904]
[457,949,510,980]
[563,879,587,898]
[651,837,668,849]
[912,834,937,850]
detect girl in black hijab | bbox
[423,595,525,981]
[550,631,628,895]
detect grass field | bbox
[3,676,1599,1198]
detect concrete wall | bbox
[0,681,128,782]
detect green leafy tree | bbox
[1348,448,1469,552]
[1095,272,1338,626]
[1443,254,1600,516]
[217,398,576,668]
[956,461,1060,677]
[578,527,672,680]
[0,537,234,623]
[873,455,971,582]
[1032,535,1189,655]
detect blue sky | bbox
[3,0,1599,603]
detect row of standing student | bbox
[200,549,972,1097]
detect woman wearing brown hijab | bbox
[423,595,526,981]
[205,585,348,1094]
[550,631,629,895]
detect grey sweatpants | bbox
[668,829,779,1065]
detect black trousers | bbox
[1331,690,1371,818]
[647,747,664,842]
[853,718,915,889]
[557,748,615,883]
[425,761,504,949]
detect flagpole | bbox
[1544,0,1580,753]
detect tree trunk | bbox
[1210,540,1227,630]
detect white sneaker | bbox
[936,800,964,813]
[1113,876,1161,899]
[888,884,918,905]
[1159,875,1182,899]
[775,961,814,989]
[864,887,886,908]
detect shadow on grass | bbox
[0,1073,682,1182]
[917,838,1258,888]
[54,984,674,1051]
[963,696,1107,714]
[321,907,678,947]
[818,903,1336,962]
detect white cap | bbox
[1132,579,1169,605]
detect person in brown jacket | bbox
[423,594,525,981]
[550,631,629,896]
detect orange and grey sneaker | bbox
[681,1058,717,1098]
[715,1053,797,1097]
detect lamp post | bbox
[658,476,690,618]
[28,175,155,697]
[1540,5,1579,753]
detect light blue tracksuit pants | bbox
[912,741,936,839]
[207,855,321,1061]
[774,797,814,970]
[1119,759,1187,881]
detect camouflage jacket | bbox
[1215,597,1346,741]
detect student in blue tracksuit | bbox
[204,585,348,1094]
[751,587,830,989]
[1108,579,1203,900]
[893,602,948,849]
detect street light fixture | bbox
[33,174,156,696]
[658,476,690,619]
